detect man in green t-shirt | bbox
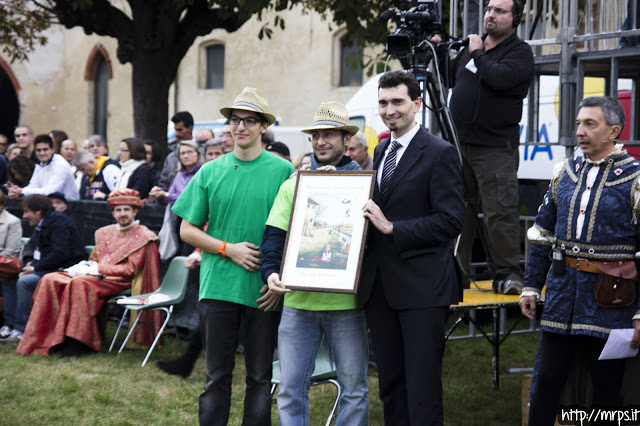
[260,101,369,425]
[172,87,294,426]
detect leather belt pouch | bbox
[593,262,637,308]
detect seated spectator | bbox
[7,155,35,188]
[75,151,120,200]
[0,195,85,344]
[143,139,162,189]
[156,111,195,192]
[14,126,36,162]
[49,130,68,154]
[60,139,82,189]
[7,144,21,162]
[7,135,79,201]
[195,128,214,152]
[292,152,312,170]
[17,189,161,356]
[346,132,373,170]
[60,139,77,165]
[0,191,24,340]
[149,140,202,205]
[204,140,224,162]
[87,135,120,196]
[48,192,68,213]
[88,134,110,158]
[216,122,234,153]
[266,141,291,161]
[113,137,152,199]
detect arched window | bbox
[84,44,113,140]
[93,54,109,139]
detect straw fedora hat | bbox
[220,87,276,125]
[301,101,360,135]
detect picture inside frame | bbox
[280,170,376,294]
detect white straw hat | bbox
[301,101,360,135]
[220,87,276,125]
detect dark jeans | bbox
[198,299,278,426]
[620,0,640,46]
[529,331,625,426]
[458,144,522,282]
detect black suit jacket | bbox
[358,125,465,309]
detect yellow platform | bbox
[457,280,521,308]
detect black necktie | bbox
[380,141,401,196]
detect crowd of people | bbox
[0,115,240,205]
[0,109,276,347]
[1,0,639,424]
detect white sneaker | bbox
[0,329,22,344]
[0,325,12,338]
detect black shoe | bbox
[492,278,523,295]
[156,357,194,378]
[502,279,523,295]
[56,338,95,357]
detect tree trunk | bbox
[131,54,172,163]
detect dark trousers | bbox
[365,276,449,426]
[621,0,640,46]
[458,144,522,281]
[198,299,278,426]
[529,331,625,426]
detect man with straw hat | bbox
[172,87,294,425]
[260,101,369,424]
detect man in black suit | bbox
[360,70,465,425]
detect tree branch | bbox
[51,0,134,63]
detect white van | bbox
[345,73,633,181]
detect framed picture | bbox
[280,170,377,294]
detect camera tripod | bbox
[405,52,495,288]
[405,46,463,164]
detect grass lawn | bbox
[0,309,539,425]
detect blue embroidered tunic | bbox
[524,148,640,339]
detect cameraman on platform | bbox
[448,0,534,294]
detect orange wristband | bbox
[217,241,228,258]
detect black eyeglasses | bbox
[310,131,341,142]
[484,6,512,15]
[229,116,262,128]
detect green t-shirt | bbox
[266,177,359,311]
[172,151,294,307]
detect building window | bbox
[93,53,109,140]
[340,37,363,87]
[206,44,225,89]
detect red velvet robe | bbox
[17,222,161,355]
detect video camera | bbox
[379,0,443,72]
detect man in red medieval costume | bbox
[17,189,161,356]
